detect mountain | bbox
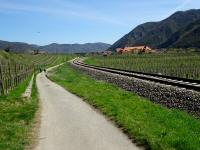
[108,9,200,51]
[0,40,38,53]
[159,19,200,48]
[40,43,110,53]
[0,40,110,53]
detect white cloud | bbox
[163,0,193,18]
[0,1,128,26]
[172,0,193,12]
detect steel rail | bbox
[72,59,200,92]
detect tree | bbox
[4,47,10,53]
[33,49,39,55]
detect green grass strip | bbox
[49,64,200,150]
[0,75,38,150]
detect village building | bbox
[116,46,154,54]
[102,51,113,56]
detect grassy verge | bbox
[0,75,38,150]
[48,64,200,150]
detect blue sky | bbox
[0,0,199,45]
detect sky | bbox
[0,0,199,45]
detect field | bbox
[85,53,200,80]
[49,64,200,150]
[0,51,73,95]
[0,75,38,150]
[1,51,200,150]
[0,52,74,149]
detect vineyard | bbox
[0,51,73,95]
[85,53,200,80]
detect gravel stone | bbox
[70,62,200,118]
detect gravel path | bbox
[35,71,141,150]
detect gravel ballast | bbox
[70,62,200,117]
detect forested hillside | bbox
[108,9,200,51]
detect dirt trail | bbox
[35,67,141,150]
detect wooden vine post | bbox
[0,65,3,95]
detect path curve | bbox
[35,66,141,150]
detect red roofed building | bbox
[116,46,154,54]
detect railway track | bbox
[72,59,200,92]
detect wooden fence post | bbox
[0,65,4,95]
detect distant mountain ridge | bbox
[108,9,200,51]
[0,40,110,53]
[0,40,38,53]
[40,42,110,53]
